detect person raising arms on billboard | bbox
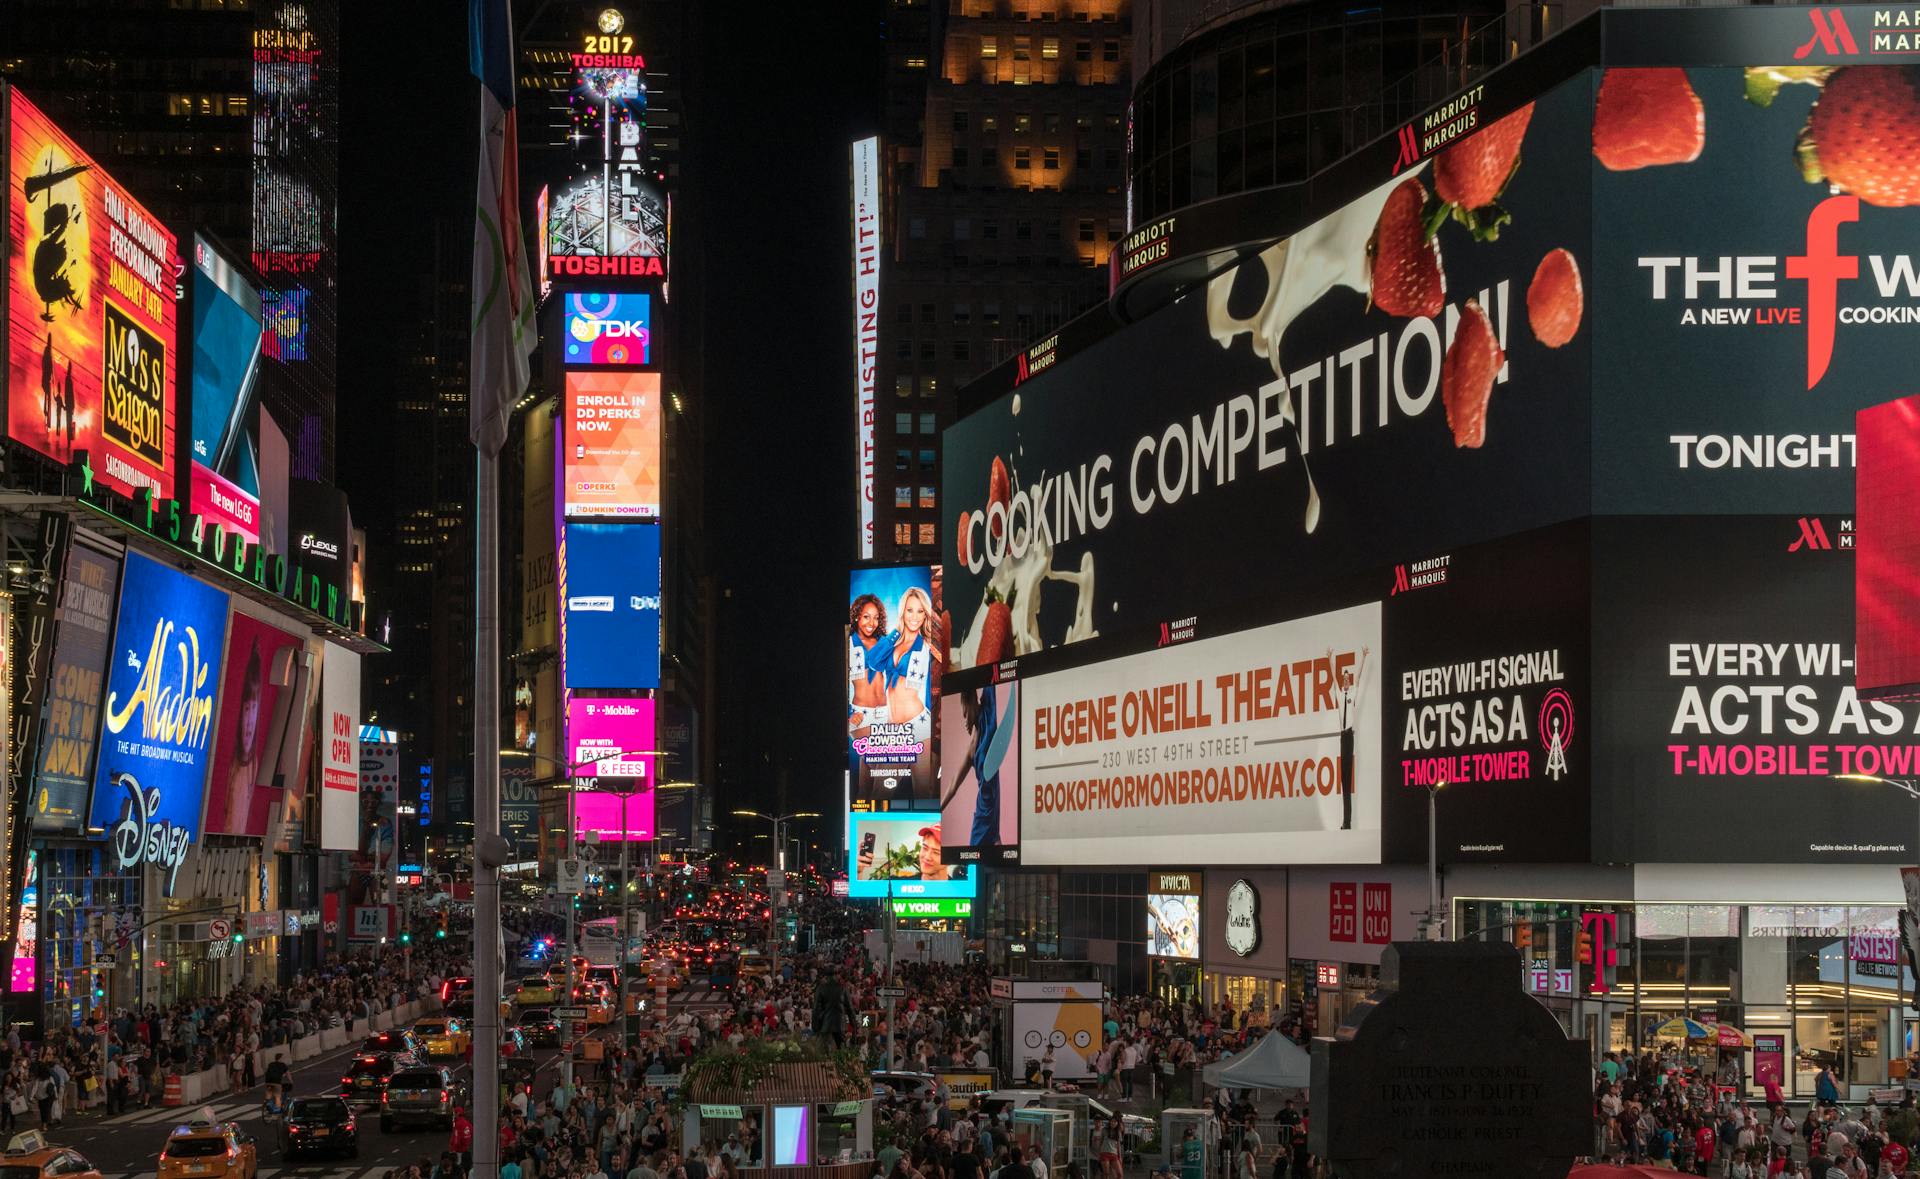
[848,593,888,742]
[866,585,943,730]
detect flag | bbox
[469,0,536,457]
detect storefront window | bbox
[814,1103,860,1164]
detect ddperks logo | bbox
[1389,554,1451,595]
[1792,8,1920,59]
[1788,515,1855,551]
[1639,195,1920,390]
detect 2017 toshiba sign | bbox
[1020,603,1381,865]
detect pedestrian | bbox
[32,1070,52,1127]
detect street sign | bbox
[876,986,907,1000]
[207,918,231,941]
[553,1006,589,1020]
[95,954,117,968]
[557,860,586,894]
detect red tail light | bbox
[381,1091,390,1104]
[440,1089,451,1103]
[340,1076,351,1084]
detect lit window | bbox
[919,413,938,434]
[895,523,913,545]
[982,115,999,132]
[1042,38,1059,59]
[1044,147,1060,169]
[919,448,937,466]
[905,56,927,69]
[917,523,937,547]
[1014,113,1033,133]
[895,449,911,473]
[895,486,912,508]
[919,487,937,509]
[895,376,914,397]
[980,37,998,58]
[895,413,913,434]
[1014,37,1031,62]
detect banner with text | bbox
[30,540,120,832]
[317,647,360,851]
[1019,601,1382,865]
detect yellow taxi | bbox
[411,1016,472,1058]
[584,988,615,1026]
[0,1132,102,1179]
[157,1118,258,1179]
[514,974,559,1006]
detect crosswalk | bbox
[112,1168,399,1179]
[109,1095,269,1127]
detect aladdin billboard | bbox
[5,86,178,499]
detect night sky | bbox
[338,2,884,824]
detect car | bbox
[515,1007,561,1048]
[584,995,615,1026]
[499,1027,535,1085]
[583,963,622,993]
[157,1120,258,1179]
[279,1097,358,1160]
[380,1066,456,1133]
[361,1028,421,1063]
[443,987,475,1019]
[0,1133,102,1179]
[339,1052,402,1105]
[739,950,772,979]
[514,975,559,1006]
[871,1071,942,1105]
[411,1016,472,1059]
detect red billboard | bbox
[203,611,308,837]
[6,87,178,499]
[1858,394,1920,701]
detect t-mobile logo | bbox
[1582,911,1619,993]
[1785,195,1861,389]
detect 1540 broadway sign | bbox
[89,552,230,893]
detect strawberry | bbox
[1432,103,1535,240]
[1800,66,1920,208]
[1592,68,1705,171]
[956,515,973,569]
[1441,300,1505,449]
[1527,249,1584,349]
[1367,177,1445,319]
[976,596,1014,665]
[987,456,1012,546]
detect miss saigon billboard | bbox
[6,86,178,499]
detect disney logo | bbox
[108,773,192,896]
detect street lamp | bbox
[1425,779,1446,940]
[731,810,821,979]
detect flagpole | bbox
[472,444,502,1179]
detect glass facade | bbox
[1459,899,1916,1099]
[1127,0,1509,223]
[37,845,140,1033]
[984,870,1149,994]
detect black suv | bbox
[515,1007,561,1048]
[381,1065,456,1133]
[339,1051,402,1105]
[362,1029,421,1064]
[281,1095,358,1158]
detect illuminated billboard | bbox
[203,611,306,838]
[30,540,121,833]
[188,234,265,546]
[561,523,660,690]
[564,292,650,366]
[939,682,1018,865]
[6,86,179,499]
[563,370,661,519]
[848,566,940,808]
[318,647,361,852]
[90,553,231,895]
[546,49,667,277]
[567,697,655,841]
[1146,871,1201,959]
[851,137,879,560]
[847,811,976,900]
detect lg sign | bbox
[564,292,652,365]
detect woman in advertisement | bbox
[219,638,267,835]
[847,594,888,744]
[864,585,943,736]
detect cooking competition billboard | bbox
[848,565,941,808]
[6,86,178,499]
[939,681,1019,865]
[943,74,1593,673]
[1019,601,1382,866]
[563,370,661,519]
[90,552,230,894]
[1592,514,1920,863]
[1592,65,1920,515]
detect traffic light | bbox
[400,932,412,945]
[435,928,447,939]
[1514,924,1533,951]
[1575,929,1593,965]
[91,974,104,1002]
[438,910,449,936]
[231,932,244,945]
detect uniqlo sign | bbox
[1362,883,1392,945]
[1329,884,1358,943]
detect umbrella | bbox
[1710,1024,1753,1048]
[1648,1017,1713,1041]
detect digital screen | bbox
[563,370,661,519]
[7,87,178,499]
[188,234,265,545]
[1857,393,1920,700]
[546,55,665,272]
[1146,894,1201,959]
[772,1105,813,1168]
[564,292,650,365]
[90,553,231,893]
[939,682,1018,864]
[847,812,977,900]
[561,522,660,690]
[567,697,655,841]
[203,612,306,837]
[847,565,940,807]
[10,850,36,993]
[31,541,121,832]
